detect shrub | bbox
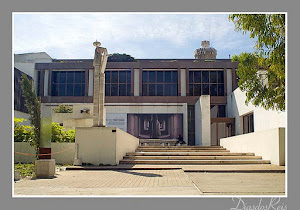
[14,118,36,144]
[53,104,73,113]
[51,122,75,142]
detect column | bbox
[88,69,94,96]
[180,68,186,96]
[195,95,211,146]
[44,70,49,96]
[134,69,139,96]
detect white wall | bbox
[220,128,285,166]
[195,96,211,146]
[227,88,286,135]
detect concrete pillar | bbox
[40,104,52,158]
[183,103,188,143]
[180,69,186,96]
[195,95,211,146]
[134,69,139,96]
[227,68,232,95]
[88,69,94,96]
[44,70,49,96]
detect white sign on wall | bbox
[106,113,127,132]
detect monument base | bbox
[75,127,139,166]
[35,159,56,178]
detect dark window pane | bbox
[37,71,41,83]
[172,84,178,96]
[202,71,209,83]
[189,84,193,96]
[74,84,81,96]
[51,84,58,96]
[111,71,118,83]
[67,71,74,83]
[52,71,58,83]
[127,71,131,83]
[250,114,254,132]
[111,84,118,96]
[149,71,155,83]
[210,71,217,83]
[81,71,85,83]
[142,71,147,83]
[157,84,163,96]
[189,71,193,83]
[194,84,201,96]
[194,71,201,83]
[218,105,226,117]
[66,84,74,96]
[218,84,224,96]
[127,84,131,96]
[165,84,171,96]
[210,84,217,96]
[165,71,171,83]
[218,71,224,83]
[59,84,66,96]
[142,84,147,96]
[81,84,85,96]
[105,84,110,96]
[105,71,110,83]
[202,84,209,95]
[149,84,155,96]
[119,71,126,83]
[119,84,126,96]
[172,71,178,83]
[157,71,163,83]
[75,71,82,83]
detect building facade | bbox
[14,41,286,146]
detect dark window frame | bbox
[188,70,224,96]
[105,70,132,96]
[142,70,178,96]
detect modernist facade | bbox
[14,41,286,146]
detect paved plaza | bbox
[14,167,285,196]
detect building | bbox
[14,41,286,146]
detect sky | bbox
[13,13,257,59]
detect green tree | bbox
[53,104,73,113]
[229,14,285,111]
[107,53,136,62]
[20,74,41,153]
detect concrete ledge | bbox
[35,159,56,178]
[220,127,285,166]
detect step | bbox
[137,148,227,150]
[138,146,223,149]
[126,152,256,156]
[135,149,230,152]
[124,156,263,160]
[119,159,271,165]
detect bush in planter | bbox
[53,104,73,113]
[51,122,75,143]
[14,118,35,144]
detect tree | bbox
[20,74,41,154]
[229,14,285,111]
[107,53,136,62]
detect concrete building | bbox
[14,41,286,146]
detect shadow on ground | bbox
[118,170,163,177]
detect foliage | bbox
[107,53,136,62]
[53,104,73,113]
[20,74,41,151]
[14,118,35,143]
[14,163,35,178]
[51,122,75,142]
[229,14,285,111]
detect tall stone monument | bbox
[92,40,108,127]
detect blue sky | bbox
[13,13,256,59]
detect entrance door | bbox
[211,118,235,146]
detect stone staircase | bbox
[119,146,271,165]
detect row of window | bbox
[38,70,227,97]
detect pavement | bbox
[14,165,286,196]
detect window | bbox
[188,70,224,96]
[142,70,178,96]
[51,71,85,96]
[105,70,131,96]
[243,113,254,134]
[37,71,41,96]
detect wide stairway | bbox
[119,146,271,165]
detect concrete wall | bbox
[195,96,211,146]
[76,127,139,166]
[14,142,75,165]
[227,88,286,135]
[220,127,285,166]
